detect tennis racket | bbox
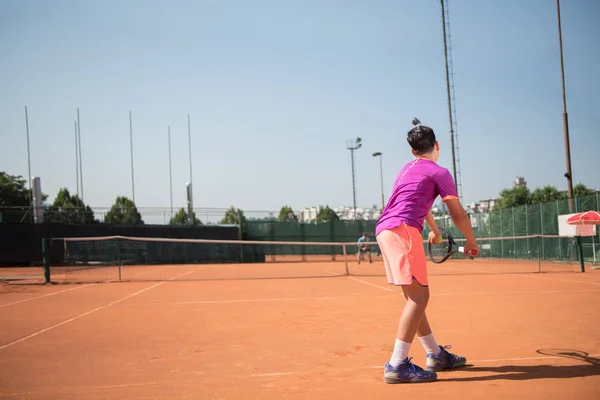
[428,229,478,264]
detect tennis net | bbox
[43,234,586,283]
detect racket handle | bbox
[459,247,480,257]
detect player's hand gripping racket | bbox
[428,229,478,264]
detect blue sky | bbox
[1,0,599,218]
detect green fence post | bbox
[42,238,51,284]
[330,220,335,261]
[576,236,585,272]
[500,210,504,257]
[512,208,516,258]
[301,222,306,261]
[540,203,545,260]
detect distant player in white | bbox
[357,232,373,264]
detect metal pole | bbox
[441,0,458,190]
[25,106,33,211]
[500,210,504,257]
[347,138,361,219]
[187,114,194,225]
[540,203,545,259]
[525,204,530,257]
[187,114,193,190]
[129,110,135,203]
[74,121,79,199]
[77,108,84,205]
[168,126,173,218]
[557,200,562,259]
[379,155,384,209]
[537,235,541,273]
[556,0,574,213]
[512,207,516,258]
[351,148,356,219]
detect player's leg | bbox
[383,280,437,383]
[357,248,361,264]
[378,225,437,383]
[400,252,467,372]
[367,249,373,264]
[421,311,467,371]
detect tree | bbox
[221,206,247,238]
[104,196,144,225]
[169,208,202,225]
[573,183,595,197]
[0,172,31,207]
[278,205,297,222]
[44,188,96,224]
[530,185,566,204]
[0,172,48,222]
[316,206,339,222]
[493,184,531,210]
[221,206,246,225]
[573,183,598,212]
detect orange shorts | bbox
[376,223,428,286]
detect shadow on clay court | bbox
[443,350,600,382]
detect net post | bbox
[500,210,504,257]
[576,235,585,273]
[343,244,349,275]
[512,208,516,258]
[42,238,51,284]
[537,235,541,273]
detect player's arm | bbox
[433,169,479,255]
[445,198,479,255]
[425,210,442,244]
[425,210,440,236]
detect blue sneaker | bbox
[426,345,467,371]
[384,357,438,383]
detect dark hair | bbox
[362,232,368,236]
[407,125,436,155]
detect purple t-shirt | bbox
[376,158,459,236]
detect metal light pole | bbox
[346,137,362,220]
[556,0,575,213]
[168,126,173,219]
[129,110,136,203]
[372,152,385,210]
[24,106,32,208]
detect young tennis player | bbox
[357,232,373,264]
[375,125,480,384]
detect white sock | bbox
[389,339,411,367]
[419,333,441,356]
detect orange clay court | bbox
[1,258,599,400]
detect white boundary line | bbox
[432,288,600,297]
[143,296,356,305]
[348,277,393,292]
[124,288,600,307]
[521,274,600,286]
[0,284,95,309]
[0,269,195,351]
[3,352,597,396]
[249,353,600,377]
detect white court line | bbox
[1,353,598,396]
[133,288,600,307]
[521,274,600,286]
[145,296,356,305]
[0,284,95,309]
[0,269,195,351]
[322,269,393,292]
[348,276,393,292]
[432,288,600,297]
[250,353,600,377]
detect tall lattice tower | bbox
[441,0,462,198]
